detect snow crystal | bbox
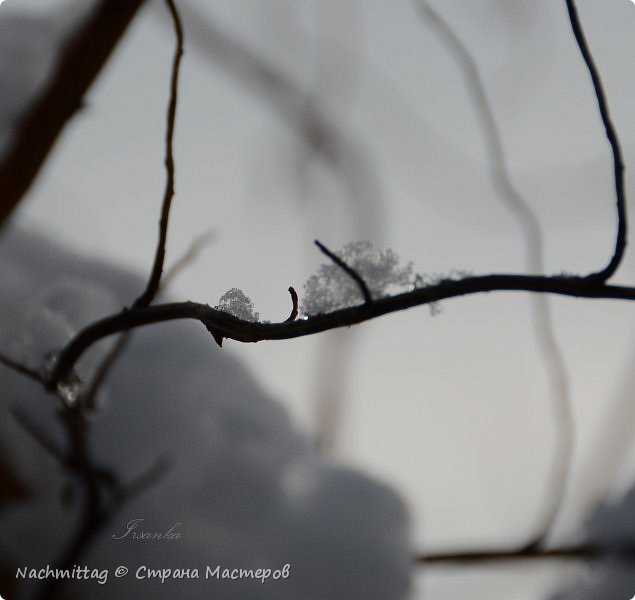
[215,288,259,322]
[302,241,413,315]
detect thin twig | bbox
[81,332,132,410]
[133,0,185,308]
[419,0,572,550]
[285,287,299,323]
[0,352,46,385]
[566,0,627,282]
[161,230,216,291]
[0,0,146,227]
[46,273,635,390]
[80,0,187,409]
[314,240,372,304]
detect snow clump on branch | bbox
[302,241,413,315]
[215,288,259,322]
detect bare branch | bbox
[0,0,146,227]
[133,0,185,308]
[314,240,372,305]
[80,332,132,410]
[566,0,627,282]
[46,273,635,390]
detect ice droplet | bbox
[56,380,81,407]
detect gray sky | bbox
[3,0,635,598]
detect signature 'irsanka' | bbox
[112,518,183,541]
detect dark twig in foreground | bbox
[133,0,185,308]
[314,240,372,304]
[566,0,627,282]
[0,0,146,227]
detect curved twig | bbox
[133,0,185,308]
[566,0,627,282]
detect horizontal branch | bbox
[48,273,635,389]
[418,543,634,565]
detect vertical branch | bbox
[133,0,185,308]
[419,0,573,549]
[566,0,627,282]
[82,0,188,409]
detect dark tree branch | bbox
[0,0,146,227]
[314,240,372,304]
[133,0,185,308]
[566,0,627,282]
[47,273,635,390]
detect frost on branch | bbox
[302,241,413,315]
[215,288,259,322]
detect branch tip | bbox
[285,286,299,323]
[314,240,372,304]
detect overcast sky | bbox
[3,1,635,598]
